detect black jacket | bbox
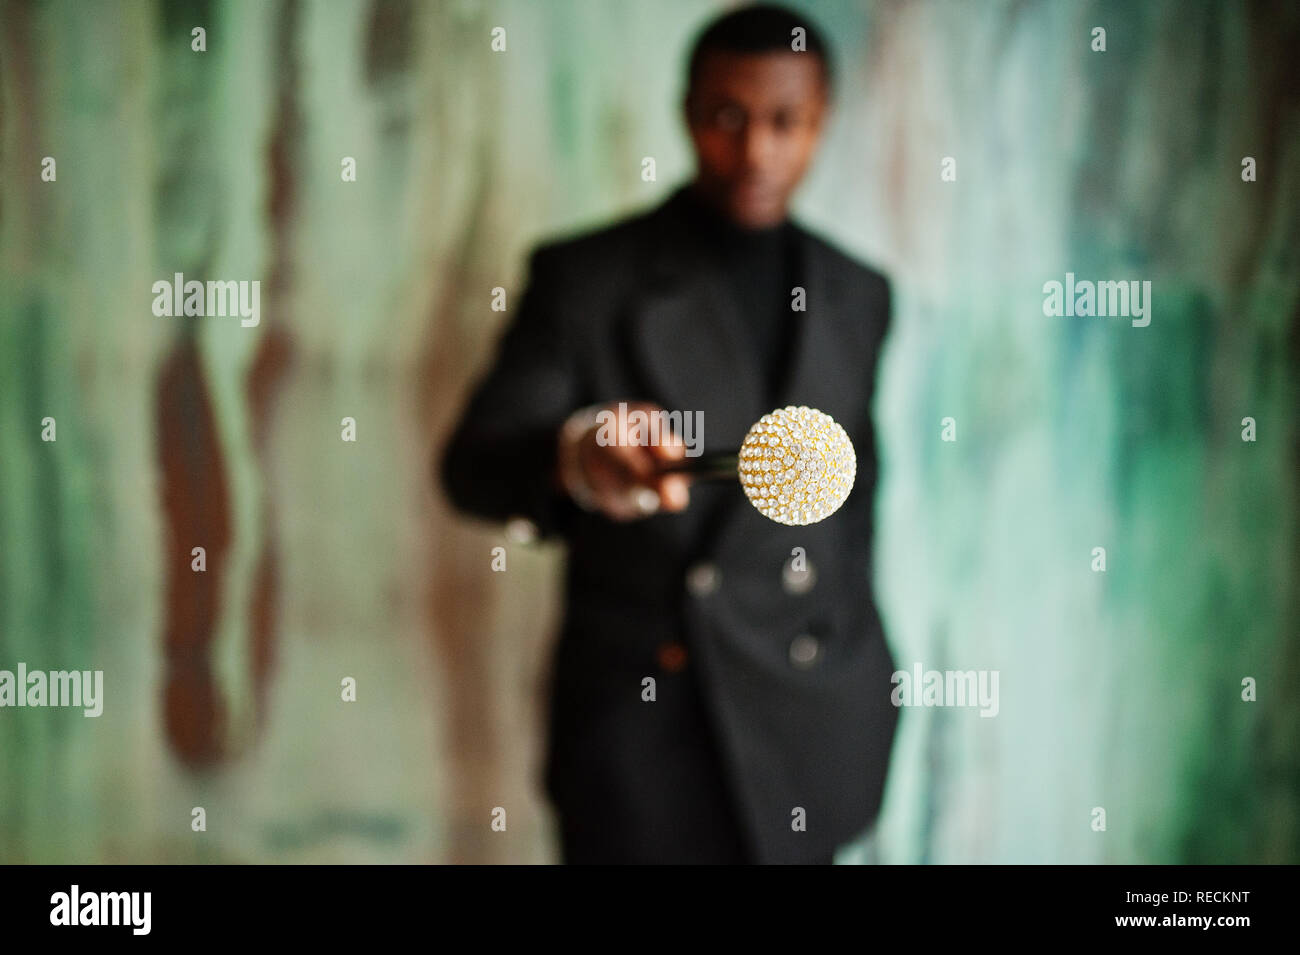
[441,182,899,864]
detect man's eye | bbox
[772,111,796,132]
[713,106,745,132]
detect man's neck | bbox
[684,181,790,236]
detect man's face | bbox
[685,50,829,229]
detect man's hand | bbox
[556,401,692,521]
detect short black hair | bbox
[686,3,834,96]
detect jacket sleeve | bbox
[438,245,585,540]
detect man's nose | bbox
[741,120,779,170]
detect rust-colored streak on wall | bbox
[420,175,502,863]
[265,0,302,247]
[246,327,294,733]
[240,0,304,743]
[157,337,231,767]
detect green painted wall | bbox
[1,0,1296,863]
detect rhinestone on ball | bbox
[737,406,856,526]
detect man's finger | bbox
[585,439,649,489]
[608,442,658,482]
[656,473,691,512]
[648,433,687,463]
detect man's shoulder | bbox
[525,195,667,277]
[795,224,893,353]
[797,224,890,301]
[520,189,892,316]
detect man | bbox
[441,3,897,864]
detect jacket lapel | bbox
[769,230,859,421]
[621,184,865,553]
[624,192,765,450]
[706,221,869,559]
[626,188,857,445]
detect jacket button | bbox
[686,562,720,597]
[789,634,820,669]
[782,557,816,595]
[656,641,689,673]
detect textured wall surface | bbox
[0,0,1296,863]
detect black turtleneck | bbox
[677,184,798,406]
